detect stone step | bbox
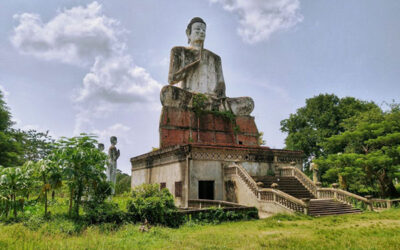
[308,199,361,216]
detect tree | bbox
[50,134,108,218]
[16,129,55,162]
[280,94,378,168]
[115,170,131,195]
[0,165,31,218]
[29,160,61,217]
[315,106,400,198]
[0,90,12,132]
[0,90,24,168]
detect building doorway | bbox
[198,181,214,200]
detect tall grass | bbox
[1,208,400,249]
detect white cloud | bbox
[11,2,162,135]
[92,123,131,144]
[76,56,161,104]
[11,2,122,66]
[209,0,303,43]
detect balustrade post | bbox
[332,183,339,200]
[365,195,374,211]
[271,183,278,202]
[316,182,322,199]
[387,200,392,209]
[302,198,310,215]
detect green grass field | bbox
[1,208,400,249]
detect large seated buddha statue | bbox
[161,17,254,116]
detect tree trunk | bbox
[5,198,9,218]
[44,176,48,217]
[13,194,17,218]
[74,184,83,218]
[68,188,74,217]
[52,190,55,200]
[377,171,400,198]
[44,188,48,217]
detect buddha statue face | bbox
[98,143,105,151]
[187,22,206,47]
[110,136,117,146]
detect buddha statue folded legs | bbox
[160,85,254,116]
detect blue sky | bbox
[1,0,400,173]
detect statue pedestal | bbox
[159,106,259,148]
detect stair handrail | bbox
[277,166,373,210]
[317,188,369,203]
[370,198,400,209]
[226,164,308,214]
[278,166,318,197]
[260,188,307,206]
[229,163,259,195]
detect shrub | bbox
[126,184,183,227]
[186,207,259,224]
[84,201,125,225]
[23,214,45,230]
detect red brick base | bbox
[159,107,259,148]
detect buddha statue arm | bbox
[215,56,226,98]
[168,47,200,85]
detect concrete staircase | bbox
[309,199,362,216]
[253,176,362,216]
[253,176,315,199]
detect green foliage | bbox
[0,131,24,168]
[0,90,12,132]
[49,134,108,218]
[0,90,24,168]
[0,165,32,218]
[17,129,55,162]
[115,170,131,195]
[280,94,378,168]
[192,93,208,116]
[257,131,266,146]
[192,93,236,122]
[126,184,182,227]
[266,168,275,176]
[186,207,258,224]
[316,106,400,198]
[28,160,62,217]
[84,202,125,225]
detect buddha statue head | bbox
[186,17,206,48]
[110,136,117,146]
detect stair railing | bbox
[369,198,400,210]
[278,166,372,210]
[317,188,370,210]
[225,164,308,214]
[278,166,318,197]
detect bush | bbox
[84,201,125,225]
[186,207,259,224]
[126,184,183,227]
[23,214,45,230]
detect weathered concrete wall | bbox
[131,162,187,207]
[229,175,292,215]
[189,160,224,200]
[241,162,272,177]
